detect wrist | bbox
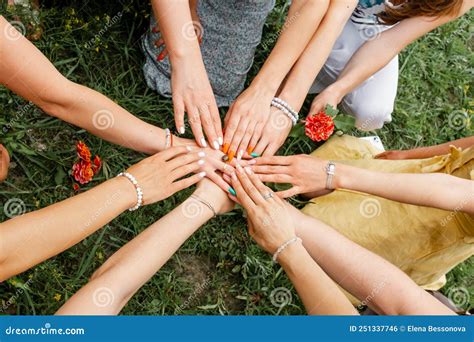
[110,176,139,211]
[169,45,203,64]
[326,81,348,102]
[277,240,307,270]
[249,74,280,95]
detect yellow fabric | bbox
[301,135,474,303]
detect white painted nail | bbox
[198,159,205,165]
[179,127,185,134]
[199,171,206,178]
[237,150,244,160]
[213,140,220,150]
[218,137,223,145]
[200,138,207,147]
[186,146,192,152]
[198,151,206,158]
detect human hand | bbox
[0,144,10,182]
[125,146,207,205]
[375,150,409,160]
[250,154,333,198]
[309,86,343,116]
[251,107,293,157]
[229,164,296,254]
[222,85,274,162]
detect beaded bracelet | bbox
[117,172,143,211]
[272,236,302,263]
[165,128,173,149]
[270,101,297,126]
[272,97,298,119]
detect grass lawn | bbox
[0,0,473,315]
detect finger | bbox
[374,152,388,159]
[228,119,250,162]
[212,159,235,176]
[223,173,231,183]
[199,104,219,150]
[227,193,240,205]
[159,145,193,161]
[154,38,164,48]
[222,106,240,154]
[208,101,223,146]
[251,164,288,175]
[310,99,324,115]
[171,172,206,193]
[167,150,205,170]
[244,166,274,198]
[262,143,280,157]
[256,173,292,184]
[230,171,256,210]
[254,156,291,166]
[171,160,205,180]
[187,106,206,147]
[235,165,266,206]
[276,187,300,199]
[237,123,255,161]
[152,25,160,33]
[247,123,264,156]
[173,98,186,135]
[253,138,270,157]
[206,171,232,193]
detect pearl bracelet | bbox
[270,98,298,126]
[117,172,143,211]
[272,236,302,263]
[165,128,173,149]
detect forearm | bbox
[277,0,357,109]
[278,242,357,315]
[335,164,474,214]
[296,215,454,315]
[251,0,329,93]
[0,177,135,281]
[56,188,218,315]
[401,136,474,159]
[151,0,201,60]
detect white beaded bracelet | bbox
[117,172,143,211]
[270,101,297,126]
[272,236,302,263]
[272,97,298,120]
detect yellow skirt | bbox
[301,135,474,301]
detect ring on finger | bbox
[262,192,274,201]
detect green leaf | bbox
[333,115,356,132]
[288,123,305,138]
[325,104,339,117]
[54,167,67,185]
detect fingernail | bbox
[218,137,223,145]
[198,151,206,158]
[237,150,244,160]
[213,140,219,150]
[248,159,256,165]
[251,152,259,158]
[186,146,192,152]
[247,146,254,154]
[222,143,230,154]
[200,138,207,147]
[157,52,165,61]
[244,166,252,175]
[152,26,159,33]
[198,159,205,165]
[228,187,236,196]
[228,150,235,163]
[179,127,185,134]
[199,171,206,178]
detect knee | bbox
[350,101,394,131]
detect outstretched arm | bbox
[0,146,205,281]
[310,2,473,113]
[294,209,455,315]
[0,16,189,155]
[56,180,232,315]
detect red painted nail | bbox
[157,52,165,61]
[152,26,159,33]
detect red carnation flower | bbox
[305,111,335,142]
[72,159,95,184]
[72,141,102,186]
[76,141,91,161]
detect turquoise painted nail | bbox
[251,152,260,158]
[228,187,236,196]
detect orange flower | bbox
[72,159,95,184]
[305,111,335,142]
[76,141,91,161]
[92,155,101,173]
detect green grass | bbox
[0,0,473,315]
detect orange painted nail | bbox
[228,150,235,163]
[157,52,165,61]
[247,146,254,155]
[222,143,230,154]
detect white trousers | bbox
[310,20,399,131]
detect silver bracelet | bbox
[325,161,336,190]
[270,101,297,126]
[190,194,217,217]
[117,172,143,211]
[272,236,302,263]
[272,97,298,119]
